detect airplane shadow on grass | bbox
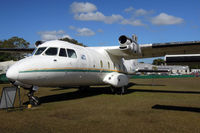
[31,83,136,104]
[152,104,200,113]
[127,82,200,94]
[131,89,200,94]
[134,84,166,87]
[24,82,200,105]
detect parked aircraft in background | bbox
[1,34,200,105]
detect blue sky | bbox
[0,0,200,63]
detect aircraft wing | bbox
[0,48,34,53]
[105,41,200,59]
[103,46,132,57]
[140,41,200,58]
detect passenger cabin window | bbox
[118,64,121,71]
[114,63,116,70]
[59,48,67,57]
[34,47,47,55]
[67,49,77,58]
[100,60,103,68]
[108,62,110,69]
[45,47,58,56]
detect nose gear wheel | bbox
[27,89,40,106]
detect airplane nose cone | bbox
[6,65,19,81]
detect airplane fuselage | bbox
[6,40,133,88]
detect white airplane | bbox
[1,34,200,105]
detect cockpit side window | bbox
[59,48,67,57]
[45,47,58,56]
[67,49,77,58]
[34,47,47,55]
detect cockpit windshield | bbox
[34,47,47,55]
[45,47,58,56]
[59,48,67,57]
[67,49,77,58]
[34,47,77,58]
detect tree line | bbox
[0,37,29,61]
[0,36,85,62]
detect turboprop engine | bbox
[118,35,141,54]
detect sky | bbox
[0,0,200,63]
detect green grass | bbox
[0,78,200,133]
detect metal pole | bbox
[4,88,8,111]
[17,86,22,108]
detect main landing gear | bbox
[27,86,40,106]
[111,86,127,95]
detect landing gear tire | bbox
[111,86,127,95]
[27,87,40,106]
[120,86,127,95]
[30,96,40,106]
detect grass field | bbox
[0,77,200,133]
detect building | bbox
[156,65,190,74]
[136,61,190,75]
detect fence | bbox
[132,75,196,79]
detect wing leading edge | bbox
[140,41,200,58]
[105,41,200,59]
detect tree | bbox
[152,58,165,65]
[59,37,86,47]
[0,36,30,61]
[189,64,200,69]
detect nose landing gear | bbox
[9,80,40,106]
[27,86,40,106]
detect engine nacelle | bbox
[118,35,141,54]
[103,72,129,87]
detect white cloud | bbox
[121,19,145,26]
[71,2,123,24]
[69,26,95,36]
[104,14,124,24]
[76,28,95,36]
[124,7,153,16]
[124,7,134,12]
[62,34,71,39]
[70,2,183,27]
[74,12,123,24]
[70,2,97,13]
[135,9,148,16]
[151,13,184,25]
[38,30,71,41]
[75,12,105,21]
